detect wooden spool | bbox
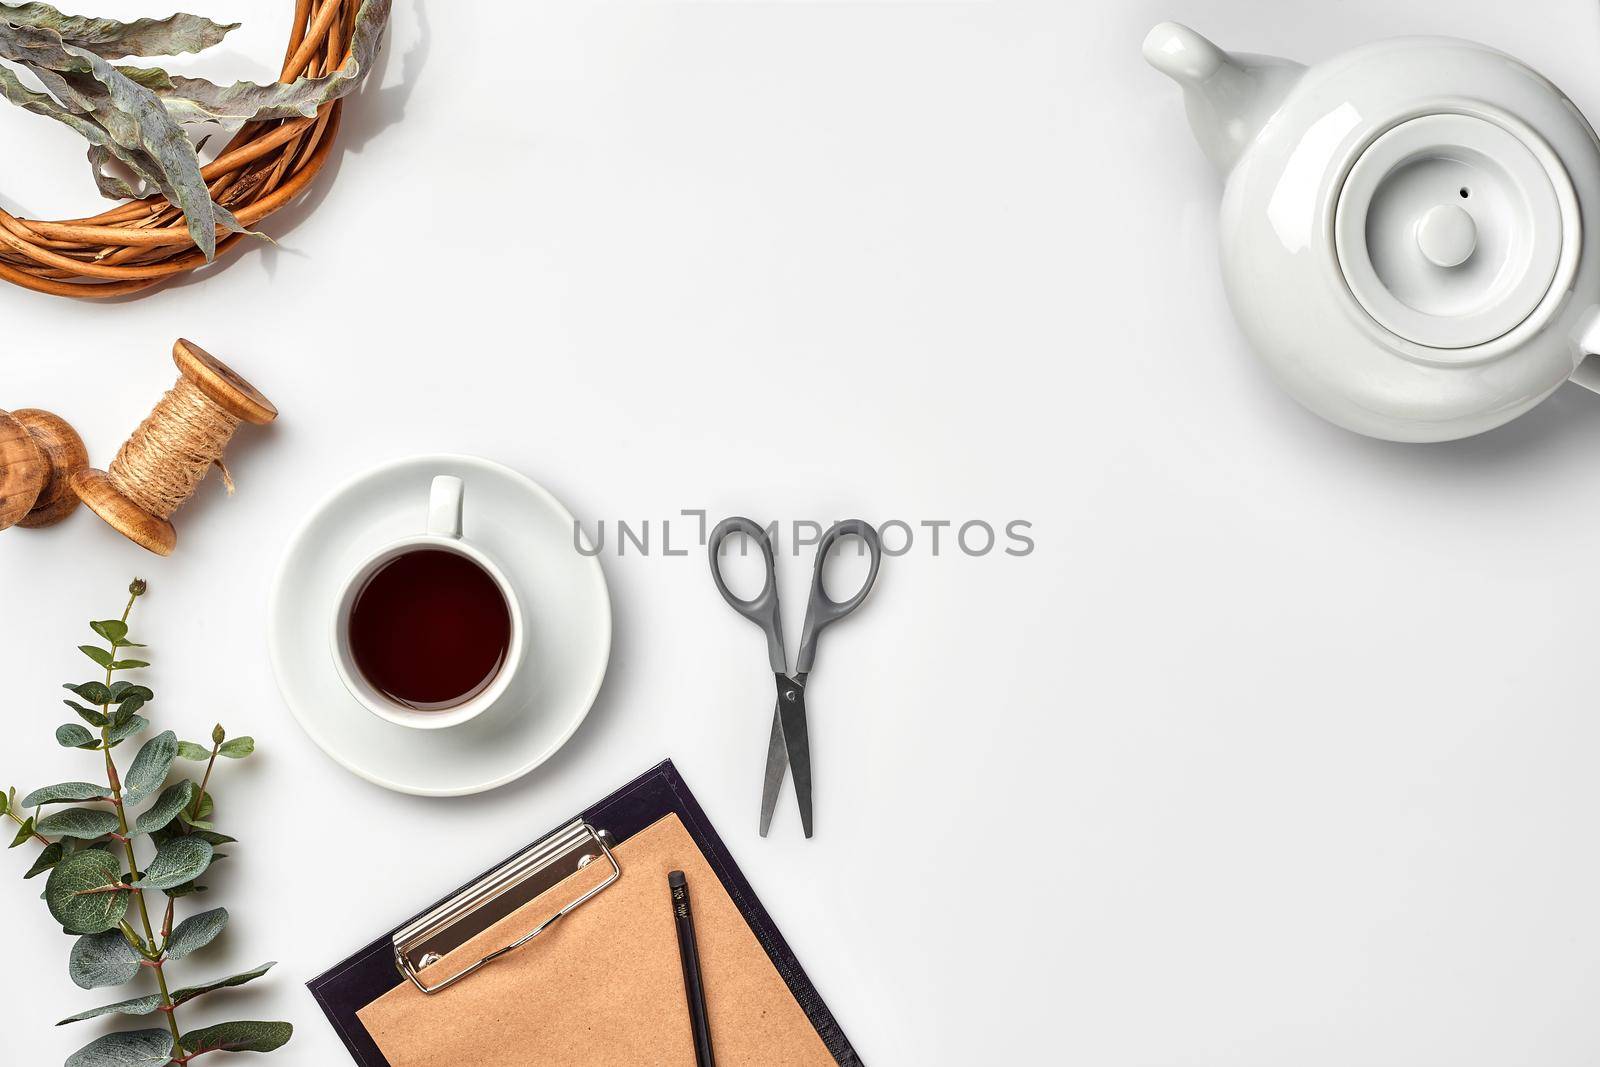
[0,407,87,531]
[72,340,277,556]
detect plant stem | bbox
[189,743,219,822]
[1,807,50,846]
[98,590,185,1058]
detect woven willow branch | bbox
[0,0,362,299]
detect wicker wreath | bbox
[0,0,366,299]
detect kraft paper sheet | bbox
[357,814,835,1066]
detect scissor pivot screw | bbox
[784,689,797,701]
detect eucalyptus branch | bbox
[3,578,290,1066]
[95,583,182,1055]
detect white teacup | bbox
[331,475,525,730]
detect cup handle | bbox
[427,476,464,539]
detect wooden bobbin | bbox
[73,339,277,557]
[0,407,88,532]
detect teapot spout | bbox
[1143,22,1304,174]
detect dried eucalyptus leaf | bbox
[122,730,177,804]
[171,960,275,1005]
[132,779,195,835]
[115,62,169,89]
[131,835,211,890]
[0,21,221,255]
[1,3,233,61]
[44,849,129,934]
[69,929,141,989]
[178,1020,292,1057]
[56,991,162,1025]
[64,1028,173,1067]
[21,782,110,807]
[156,0,390,124]
[165,906,227,961]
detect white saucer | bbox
[268,455,611,796]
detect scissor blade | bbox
[779,688,814,838]
[759,703,786,837]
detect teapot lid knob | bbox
[1334,112,1574,354]
[1415,204,1477,268]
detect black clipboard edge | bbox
[305,759,863,1067]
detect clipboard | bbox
[307,759,862,1066]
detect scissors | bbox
[709,517,883,838]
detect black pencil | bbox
[669,870,716,1067]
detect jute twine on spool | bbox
[73,340,277,556]
[109,375,243,519]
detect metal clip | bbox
[392,821,620,995]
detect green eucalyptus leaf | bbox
[56,992,162,1025]
[88,619,127,644]
[110,683,153,703]
[0,790,7,816]
[21,782,111,807]
[110,658,149,670]
[63,681,112,705]
[45,849,129,934]
[64,1027,173,1067]
[122,730,176,804]
[188,830,236,847]
[162,879,207,897]
[218,736,255,759]
[165,906,227,961]
[9,816,35,848]
[178,1020,292,1056]
[111,694,146,724]
[56,723,98,749]
[24,841,63,878]
[176,741,210,761]
[36,807,118,840]
[64,700,108,727]
[131,835,211,890]
[133,780,195,835]
[69,929,142,988]
[77,644,113,667]
[171,960,275,1005]
[106,715,149,746]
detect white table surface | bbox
[6,1,1600,1063]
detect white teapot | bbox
[1145,22,1600,441]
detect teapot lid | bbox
[1333,111,1576,355]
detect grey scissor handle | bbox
[708,516,787,673]
[797,519,882,674]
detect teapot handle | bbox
[1573,316,1600,394]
